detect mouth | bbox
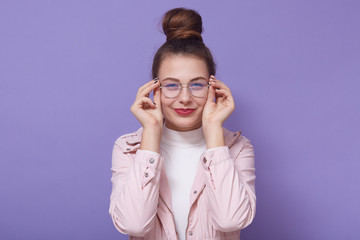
[174,108,195,116]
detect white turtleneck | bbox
[160,125,206,240]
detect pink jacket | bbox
[109,127,256,240]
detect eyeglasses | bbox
[158,78,210,98]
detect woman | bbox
[109,7,256,240]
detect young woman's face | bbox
[157,54,209,131]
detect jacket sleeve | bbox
[108,138,164,237]
[200,136,256,232]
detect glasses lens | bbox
[160,79,209,98]
[189,80,209,97]
[161,80,180,98]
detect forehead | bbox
[158,54,209,82]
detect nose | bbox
[178,86,192,104]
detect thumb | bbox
[207,83,216,104]
[153,83,161,105]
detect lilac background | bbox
[1,0,359,239]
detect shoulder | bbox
[223,127,253,152]
[113,127,143,153]
[114,127,143,143]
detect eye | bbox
[165,83,178,87]
[190,82,207,89]
[163,82,179,90]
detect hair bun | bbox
[162,8,203,42]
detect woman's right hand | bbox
[130,79,163,129]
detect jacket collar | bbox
[123,126,241,152]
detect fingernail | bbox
[154,78,159,84]
[153,101,156,105]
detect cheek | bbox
[197,98,207,109]
[160,96,173,110]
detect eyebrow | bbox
[161,76,208,82]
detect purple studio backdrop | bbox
[1,0,359,239]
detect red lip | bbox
[174,108,195,116]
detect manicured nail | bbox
[154,78,159,84]
[153,101,156,105]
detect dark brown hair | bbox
[152,8,216,79]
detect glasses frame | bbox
[157,78,211,99]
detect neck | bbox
[161,124,205,147]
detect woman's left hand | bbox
[202,76,235,148]
[202,75,235,126]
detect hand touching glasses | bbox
[202,75,235,148]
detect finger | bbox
[136,78,158,96]
[153,85,161,106]
[136,96,157,110]
[211,81,230,92]
[138,79,158,95]
[215,88,232,98]
[137,79,160,98]
[137,79,156,95]
[210,77,230,91]
[215,88,226,96]
[207,82,216,103]
[215,89,235,107]
[215,88,234,103]
[214,89,223,104]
